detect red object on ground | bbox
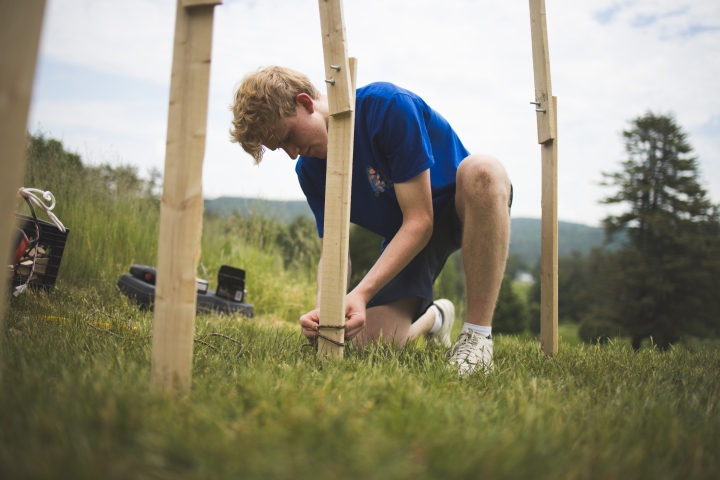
[13,228,29,264]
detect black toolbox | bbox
[117,264,253,317]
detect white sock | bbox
[462,322,492,339]
[428,305,443,334]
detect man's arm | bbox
[341,169,434,339]
[300,170,432,341]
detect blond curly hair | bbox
[229,66,320,164]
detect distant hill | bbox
[205,197,314,224]
[204,197,619,265]
[510,218,621,266]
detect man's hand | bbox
[343,290,367,340]
[299,309,320,340]
[298,291,368,342]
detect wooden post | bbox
[151,0,221,393]
[317,0,356,359]
[0,0,47,345]
[540,98,558,356]
[529,0,558,356]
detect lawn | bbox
[1,284,718,479]
[4,135,718,478]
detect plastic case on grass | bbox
[117,265,254,318]
[9,213,70,291]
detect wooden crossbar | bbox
[529,0,556,144]
[0,0,47,342]
[529,0,558,356]
[151,0,221,393]
[316,0,356,359]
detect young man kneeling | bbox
[230,66,512,376]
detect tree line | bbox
[349,112,720,348]
[519,113,720,347]
[24,111,720,348]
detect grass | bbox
[2,285,719,479]
[511,281,532,302]
[559,322,582,347]
[197,215,315,323]
[18,134,316,322]
[5,134,719,478]
[20,134,161,284]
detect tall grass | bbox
[2,288,719,479]
[199,214,316,322]
[21,135,161,284]
[3,134,720,478]
[19,134,316,319]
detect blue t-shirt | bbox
[296,82,469,246]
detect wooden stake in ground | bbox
[0,0,47,347]
[316,0,356,359]
[529,0,558,356]
[151,0,221,393]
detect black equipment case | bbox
[117,264,254,317]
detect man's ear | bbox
[295,93,315,114]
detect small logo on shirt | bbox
[367,167,393,196]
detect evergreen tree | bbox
[600,112,720,349]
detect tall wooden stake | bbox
[151,0,221,393]
[317,0,356,359]
[529,0,558,356]
[0,0,47,351]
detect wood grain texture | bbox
[317,0,356,359]
[318,0,353,115]
[349,57,357,93]
[0,0,46,345]
[540,96,558,357]
[529,0,556,143]
[182,0,222,7]
[151,1,217,393]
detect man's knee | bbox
[456,154,511,207]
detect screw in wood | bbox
[530,101,541,105]
[330,65,341,71]
[535,108,546,113]
[325,78,335,85]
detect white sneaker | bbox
[425,299,455,347]
[446,330,494,376]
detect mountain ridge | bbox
[204,196,616,265]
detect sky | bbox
[27,0,720,227]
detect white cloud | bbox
[39,0,175,84]
[29,0,720,226]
